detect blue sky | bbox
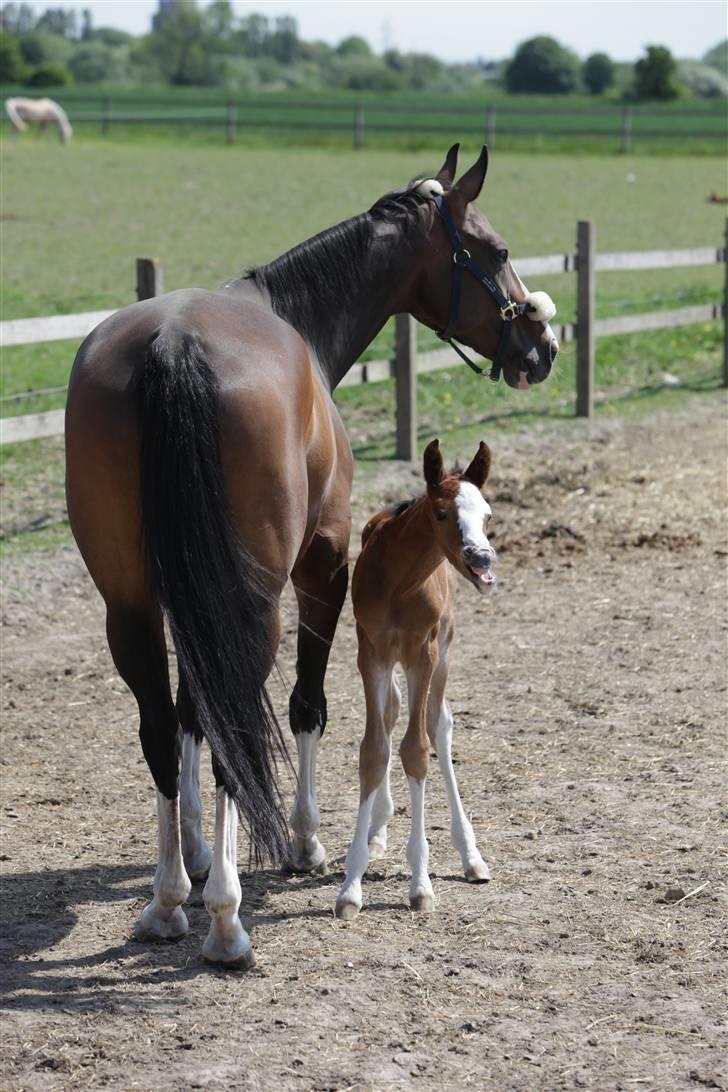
[44,1,726,62]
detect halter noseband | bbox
[432,193,529,383]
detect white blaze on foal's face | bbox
[455,481,496,592]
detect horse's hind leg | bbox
[106,605,191,939]
[201,781,254,968]
[286,525,349,873]
[426,624,490,884]
[176,677,213,881]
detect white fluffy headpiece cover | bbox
[415,178,444,199]
[523,291,557,323]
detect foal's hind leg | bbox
[177,677,213,881]
[286,526,349,873]
[106,606,191,940]
[426,625,490,883]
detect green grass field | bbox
[0,140,725,550]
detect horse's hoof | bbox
[465,859,491,884]
[367,841,387,861]
[134,904,189,942]
[283,838,327,875]
[410,893,435,913]
[202,939,256,970]
[334,899,361,921]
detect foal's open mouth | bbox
[466,564,497,592]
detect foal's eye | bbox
[435,510,448,521]
[498,249,509,264]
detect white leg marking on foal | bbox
[407,777,435,911]
[287,729,326,873]
[436,701,490,882]
[202,787,254,967]
[135,792,191,941]
[367,747,393,860]
[335,790,376,920]
[180,734,212,881]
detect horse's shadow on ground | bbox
[0,860,338,1013]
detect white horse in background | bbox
[5,97,73,144]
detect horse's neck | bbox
[375,500,447,601]
[249,216,418,390]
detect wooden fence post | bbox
[136,257,164,301]
[576,220,595,418]
[395,314,417,460]
[226,100,237,144]
[485,104,496,148]
[724,218,728,387]
[101,95,111,136]
[621,105,632,154]
[353,103,365,150]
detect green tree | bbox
[69,41,128,82]
[583,52,615,94]
[633,45,679,100]
[18,30,72,65]
[336,35,371,58]
[0,30,26,81]
[1,3,36,34]
[505,36,580,93]
[25,59,73,85]
[703,39,728,74]
[35,8,78,39]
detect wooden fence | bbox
[12,96,724,152]
[2,227,726,453]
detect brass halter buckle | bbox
[499,300,520,322]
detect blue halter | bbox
[432,194,529,382]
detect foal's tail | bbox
[5,99,28,132]
[138,331,288,866]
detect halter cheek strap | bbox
[432,194,529,383]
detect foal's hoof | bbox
[334,899,361,921]
[367,840,387,862]
[410,893,435,913]
[465,859,491,884]
[134,904,189,942]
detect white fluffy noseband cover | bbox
[415,178,444,198]
[524,291,556,323]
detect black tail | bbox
[138,330,288,866]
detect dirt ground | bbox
[1,395,726,1092]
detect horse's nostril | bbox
[550,338,559,363]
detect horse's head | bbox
[409,144,558,389]
[423,438,496,594]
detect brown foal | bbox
[336,439,495,919]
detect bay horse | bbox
[65,144,558,967]
[5,97,73,143]
[336,439,494,920]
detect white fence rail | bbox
[2,228,727,454]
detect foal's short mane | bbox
[242,179,437,367]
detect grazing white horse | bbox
[5,97,73,144]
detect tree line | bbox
[0,1,726,101]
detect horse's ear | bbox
[453,146,489,205]
[463,441,491,489]
[424,439,445,489]
[435,144,459,187]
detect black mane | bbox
[242,183,432,371]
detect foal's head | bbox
[423,438,496,593]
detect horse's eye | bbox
[435,510,448,521]
[499,249,509,264]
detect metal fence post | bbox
[621,105,632,154]
[136,257,164,301]
[724,218,728,387]
[576,220,595,418]
[395,314,417,460]
[353,103,365,150]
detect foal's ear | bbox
[453,146,489,205]
[463,441,491,489]
[436,144,459,187]
[424,439,445,489]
